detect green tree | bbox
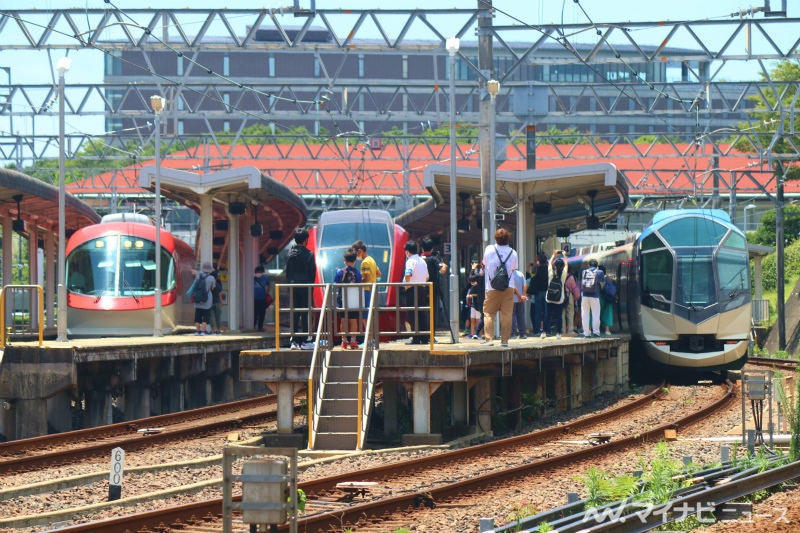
[732,60,800,168]
[748,204,800,247]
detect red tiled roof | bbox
[68,143,792,197]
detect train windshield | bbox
[642,216,748,322]
[317,222,392,294]
[66,235,175,297]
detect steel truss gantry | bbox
[0,5,798,202]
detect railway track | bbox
[41,381,737,533]
[748,356,799,372]
[0,394,284,475]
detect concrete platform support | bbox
[0,403,13,441]
[15,399,46,440]
[383,381,398,437]
[46,390,73,433]
[412,381,430,434]
[617,345,629,390]
[473,379,493,434]
[554,368,568,411]
[163,379,185,414]
[569,364,583,410]
[86,390,112,428]
[277,382,295,434]
[601,356,617,393]
[125,384,151,420]
[582,363,597,403]
[451,381,468,426]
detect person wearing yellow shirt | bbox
[352,240,382,346]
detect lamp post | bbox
[446,36,460,343]
[487,79,500,242]
[150,95,165,337]
[744,203,756,232]
[56,56,71,342]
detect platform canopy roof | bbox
[0,167,100,235]
[138,165,307,263]
[395,163,628,247]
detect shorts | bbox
[470,308,481,319]
[194,308,211,324]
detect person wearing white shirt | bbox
[403,240,430,344]
[481,228,519,347]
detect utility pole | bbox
[775,160,785,350]
[478,0,493,252]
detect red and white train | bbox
[65,213,196,336]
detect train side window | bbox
[641,248,673,311]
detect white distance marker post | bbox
[108,446,125,501]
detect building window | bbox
[314,54,320,77]
[177,57,184,76]
[178,120,184,135]
[358,54,364,78]
[223,120,230,132]
[268,55,275,77]
[176,96,185,111]
[223,93,230,112]
[104,51,122,76]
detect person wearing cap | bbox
[580,258,605,338]
[193,261,216,335]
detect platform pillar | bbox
[383,381,398,437]
[412,381,430,434]
[617,344,629,390]
[125,383,151,420]
[601,357,616,393]
[277,382,295,433]
[554,368,568,411]
[474,378,492,434]
[582,363,596,403]
[46,390,73,433]
[15,399,47,439]
[451,381,468,426]
[569,364,583,410]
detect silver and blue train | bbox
[571,209,751,372]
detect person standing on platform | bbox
[580,258,605,338]
[510,268,528,338]
[544,250,568,339]
[420,237,448,329]
[209,265,223,334]
[286,228,317,350]
[253,265,271,332]
[481,227,518,347]
[599,265,617,336]
[402,240,429,344]
[192,261,215,336]
[466,272,485,339]
[526,252,548,338]
[334,248,363,349]
[352,240,381,342]
[563,267,581,336]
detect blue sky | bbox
[0,1,794,149]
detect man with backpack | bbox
[420,237,448,329]
[545,250,568,339]
[191,261,215,336]
[481,227,518,347]
[580,258,605,338]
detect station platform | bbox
[239,332,630,451]
[0,330,275,441]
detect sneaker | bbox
[519,335,527,339]
[556,333,562,339]
[593,332,601,337]
[341,340,349,349]
[500,342,509,348]
[472,334,479,340]
[290,342,300,350]
[349,340,359,349]
[301,341,316,350]
[604,331,612,337]
[194,331,202,336]
[540,332,546,339]
[480,339,494,346]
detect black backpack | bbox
[546,278,564,304]
[490,248,510,291]
[582,268,598,295]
